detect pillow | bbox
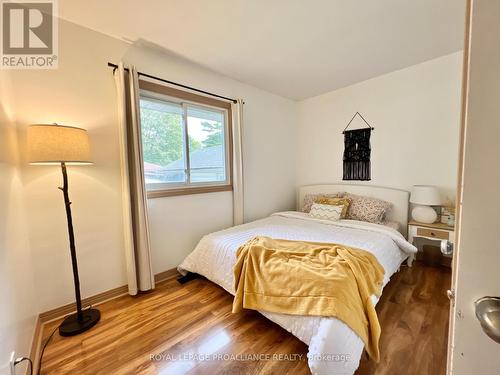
[302,193,343,213]
[314,197,352,219]
[342,193,392,223]
[309,203,343,221]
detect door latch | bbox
[447,289,455,300]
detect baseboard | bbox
[30,267,180,374]
[154,267,180,283]
[39,284,130,323]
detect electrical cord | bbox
[36,305,96,375]
[37,305,95,375]
[13,356,33,375]
[37,325,57,375]
[10,305,97,375]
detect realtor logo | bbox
[1,0,58,69]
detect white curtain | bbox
[114,63,155,295]
[231,99,244,225]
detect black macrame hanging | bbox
[342,112,374,181]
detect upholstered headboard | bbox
[298,184,410,236]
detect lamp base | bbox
[59,308,100,337]
[411,205,438,224]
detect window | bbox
[138,81,232,197]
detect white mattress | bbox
[178,211,417,375]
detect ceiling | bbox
[59,0,466,100]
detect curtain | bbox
[114,63,155,295]
[231,99,244,225]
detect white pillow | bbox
[309,203,343,221]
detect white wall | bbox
[5,19,297,311]
[296,52,463,201]
[147,192,233,274]
[0,72,38,375]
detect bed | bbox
[178,184,417,375]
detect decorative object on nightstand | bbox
[447,214,455,227]
[27,124,100,336]
[440,205,456,226]
[407,220,455,268]
[410,185,441,224]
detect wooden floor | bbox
[40,262,451,375]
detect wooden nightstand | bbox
[407,220,455,267]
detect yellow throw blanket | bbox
[232,236,385,361]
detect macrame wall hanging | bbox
[342,112,374,181]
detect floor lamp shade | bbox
[27,124,100,336]
[27,124,92,164]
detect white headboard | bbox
[298,184,410,236]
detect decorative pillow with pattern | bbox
[343,193,392,223]
[309,203,343,221]
[314,197,352,219]
[302,193,343,213]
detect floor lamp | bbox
[27,124,100,336]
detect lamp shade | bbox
[410,185,441,206]
[27,124,92,164]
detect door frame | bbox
[446,0,472,373]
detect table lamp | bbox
[410,185,441,224]
[27,124,100,336]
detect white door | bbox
[449,0,500,374]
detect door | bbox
[448,0,500,374]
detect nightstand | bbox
[407,220,455,267]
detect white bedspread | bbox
[178,211,417,375]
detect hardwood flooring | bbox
[39,262,450,375]
[356,263,451,375]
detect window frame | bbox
[138,80,233,198]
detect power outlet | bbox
[9,351,16,375]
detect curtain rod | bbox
[107,62,238,104]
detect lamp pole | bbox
[59,162,83,321]
[57,162,100,337]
